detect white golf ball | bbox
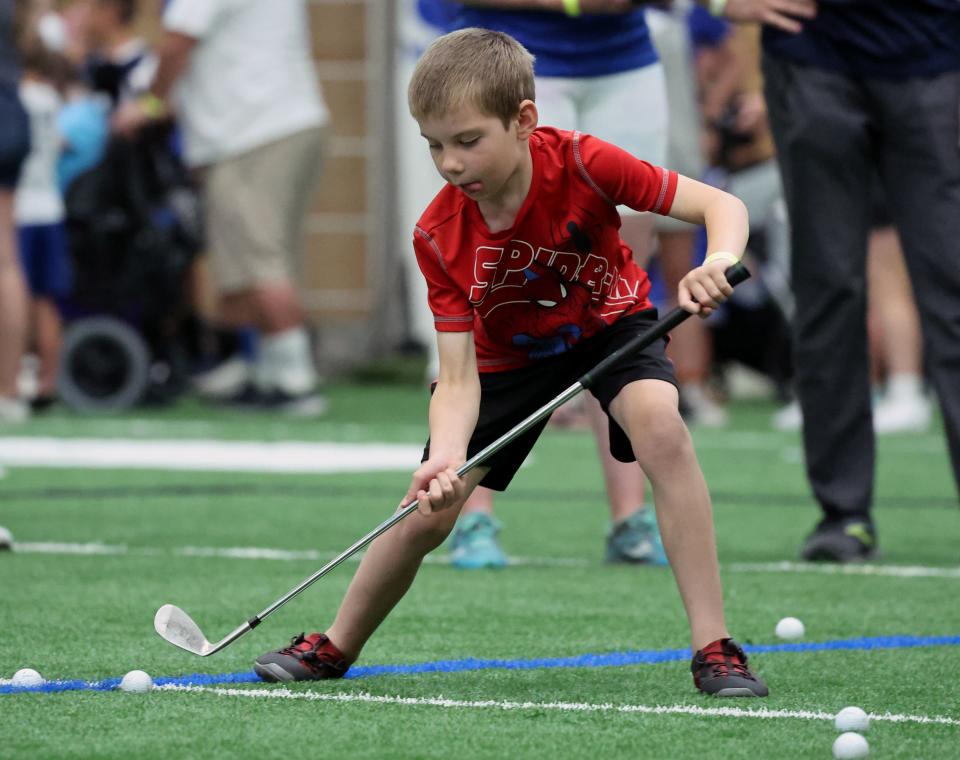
[775,616,805,640]
[835,706,870,733]
[11,668,44,687]
[119,670,154,693]
[0,525,13,549]
[833,731,869,759]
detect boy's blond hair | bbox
[408,28,535,128]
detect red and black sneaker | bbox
[691,638,768,697]
[254,632,351,682]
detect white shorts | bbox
[535,63,669,218]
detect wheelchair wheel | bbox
[59,317,151,412]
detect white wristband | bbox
[704,251,740,266]
[709,0,729,17]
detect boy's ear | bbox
[516,99,538,139]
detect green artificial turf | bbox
[1,385,958,758]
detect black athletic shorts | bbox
[422,309,677,491]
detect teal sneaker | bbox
[449,513,508,569]
[605,507,668,566]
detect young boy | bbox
[255,28,767,698]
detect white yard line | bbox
[729,561,960,579]
[159,685,960,727]
[13,541,960,577]
[12,541,590,568]
[0,438,423,473]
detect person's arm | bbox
[145,31,196,105]
[701,0,817,34]
[666,175,749,316]
[111,30,196,135]
[402,331,481,515]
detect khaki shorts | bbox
[206,126,327,293]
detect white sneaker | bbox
[724,362,777,401]
[193,356,250,399]
[874,393,932,434]
[681,384,729,428]
[0,396,29,424]
[0,525,13,550]
[772,400,802,432]
[16,354,39,399]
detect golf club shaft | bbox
[247,262,749,628]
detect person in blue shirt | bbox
[746,0,960,561]
[440,0,670,570]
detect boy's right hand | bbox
[401,457,468,515]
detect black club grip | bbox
[579,262,750,390]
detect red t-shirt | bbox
[414,127,678,373]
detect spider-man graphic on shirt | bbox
[413,127,677,372]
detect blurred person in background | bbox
[695,21,794,406]
[401,0,814,570]
[734,0,960,561]
[77,0,155,107]
[647,0,731,429]
[440,0,671,570]
[15,35,74,410]
[114,0,329,416]
[396,0,455,379]
[0,0,33,424]
[0,0,29,546]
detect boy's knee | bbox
[397,509,457,553]
[631,405,693,467]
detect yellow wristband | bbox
[562,0,581,17]
[704,251,740,266]
[139,93,167,120]
[709,0,729,16]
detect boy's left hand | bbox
[678,260,735,317]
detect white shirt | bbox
[15,79,64,225]
[163,0,328,167]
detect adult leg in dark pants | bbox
[878,71,960,494]
[763,56,878,561]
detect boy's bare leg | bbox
[609,378,728,650]
[326,467,489,659]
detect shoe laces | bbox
[695,639,755,680]
[454,514,500,543]
[280,632,347,674]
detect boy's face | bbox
[418,101,537,203]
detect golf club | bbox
[155,262,750,656]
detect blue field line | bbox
[2,634,958,696]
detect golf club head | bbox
[154,604,214,656]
